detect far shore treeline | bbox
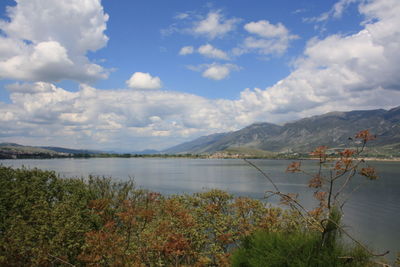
[1,143,399,160]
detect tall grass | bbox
[231,230,371,267]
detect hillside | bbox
[0,143,67,159]
[0,143,101,159]
[164,106,400,155]
[40,146,100,155]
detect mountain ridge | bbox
[163,106,400,155]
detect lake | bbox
[1,158,399,261]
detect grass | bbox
[231,230,371,267]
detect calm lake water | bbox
[1,158,399,261]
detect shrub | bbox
[0,166,303,266]
[0,166,96,266]
[231,230,371,267]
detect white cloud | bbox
[202,63,238,80]
[306,0,359,23]
[234,0,400,119]
[187,63,239,80]
[0,0,109,83]
[162,10,239,39]
[6,81,60,94]
[203,65,230,80]
[241,37,287,55]
[240,20,298,56]
[175,12,190,20]
[179,44,230,60]
[179,46,194,55]
[192,11,240,39]
[332,0,359,18]
[244,20,290,39]
[292,8,307,15]
[126,72,162,90]
[198,44,230,60]
[0,82,244,150]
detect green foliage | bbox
[231,230,371,267]
[321,206,342,249]
[0,166,97,266]
[0,166,302,266]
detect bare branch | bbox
[48,254,76,267]
[244,159,280,192]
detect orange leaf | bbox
[286,161,301,173]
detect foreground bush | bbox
[0,166,304,266]
[0,167,97,266]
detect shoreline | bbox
[1,154,400,162]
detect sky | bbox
[0,0,399,151]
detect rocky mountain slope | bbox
[164,106,400,154]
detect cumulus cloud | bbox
[162,10,240,39]
[6,81,60,94]
[237,20,298,56]
[202,64,234,80]
[187,0,400,121]
[126,72,162,90]
[188,63,239,80]
[192,10,240,39]
[0,0,109,83]
[244,20,290,39]
[179,44,230,60]
[198,44,230,60]
[179,46,194,55]
[235,0,400,119]
[0,82,244,149]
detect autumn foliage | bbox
[0,167,303,266]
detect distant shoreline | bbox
[300,157,400,162]
[1,153,400,162]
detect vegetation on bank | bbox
[0,166,380,266]
[1,130,398,266]
[231,230,371,267]
[0,166,306,266]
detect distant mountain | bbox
[0,143,58,154]
[164,106,400,155]
[0,143,103,159]
[163,133,229,154]
[131,149,161,155]
[40,146,101,155]
[0,143,66,159]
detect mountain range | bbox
[164,106,400,156]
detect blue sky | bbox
[0,0,399,151]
